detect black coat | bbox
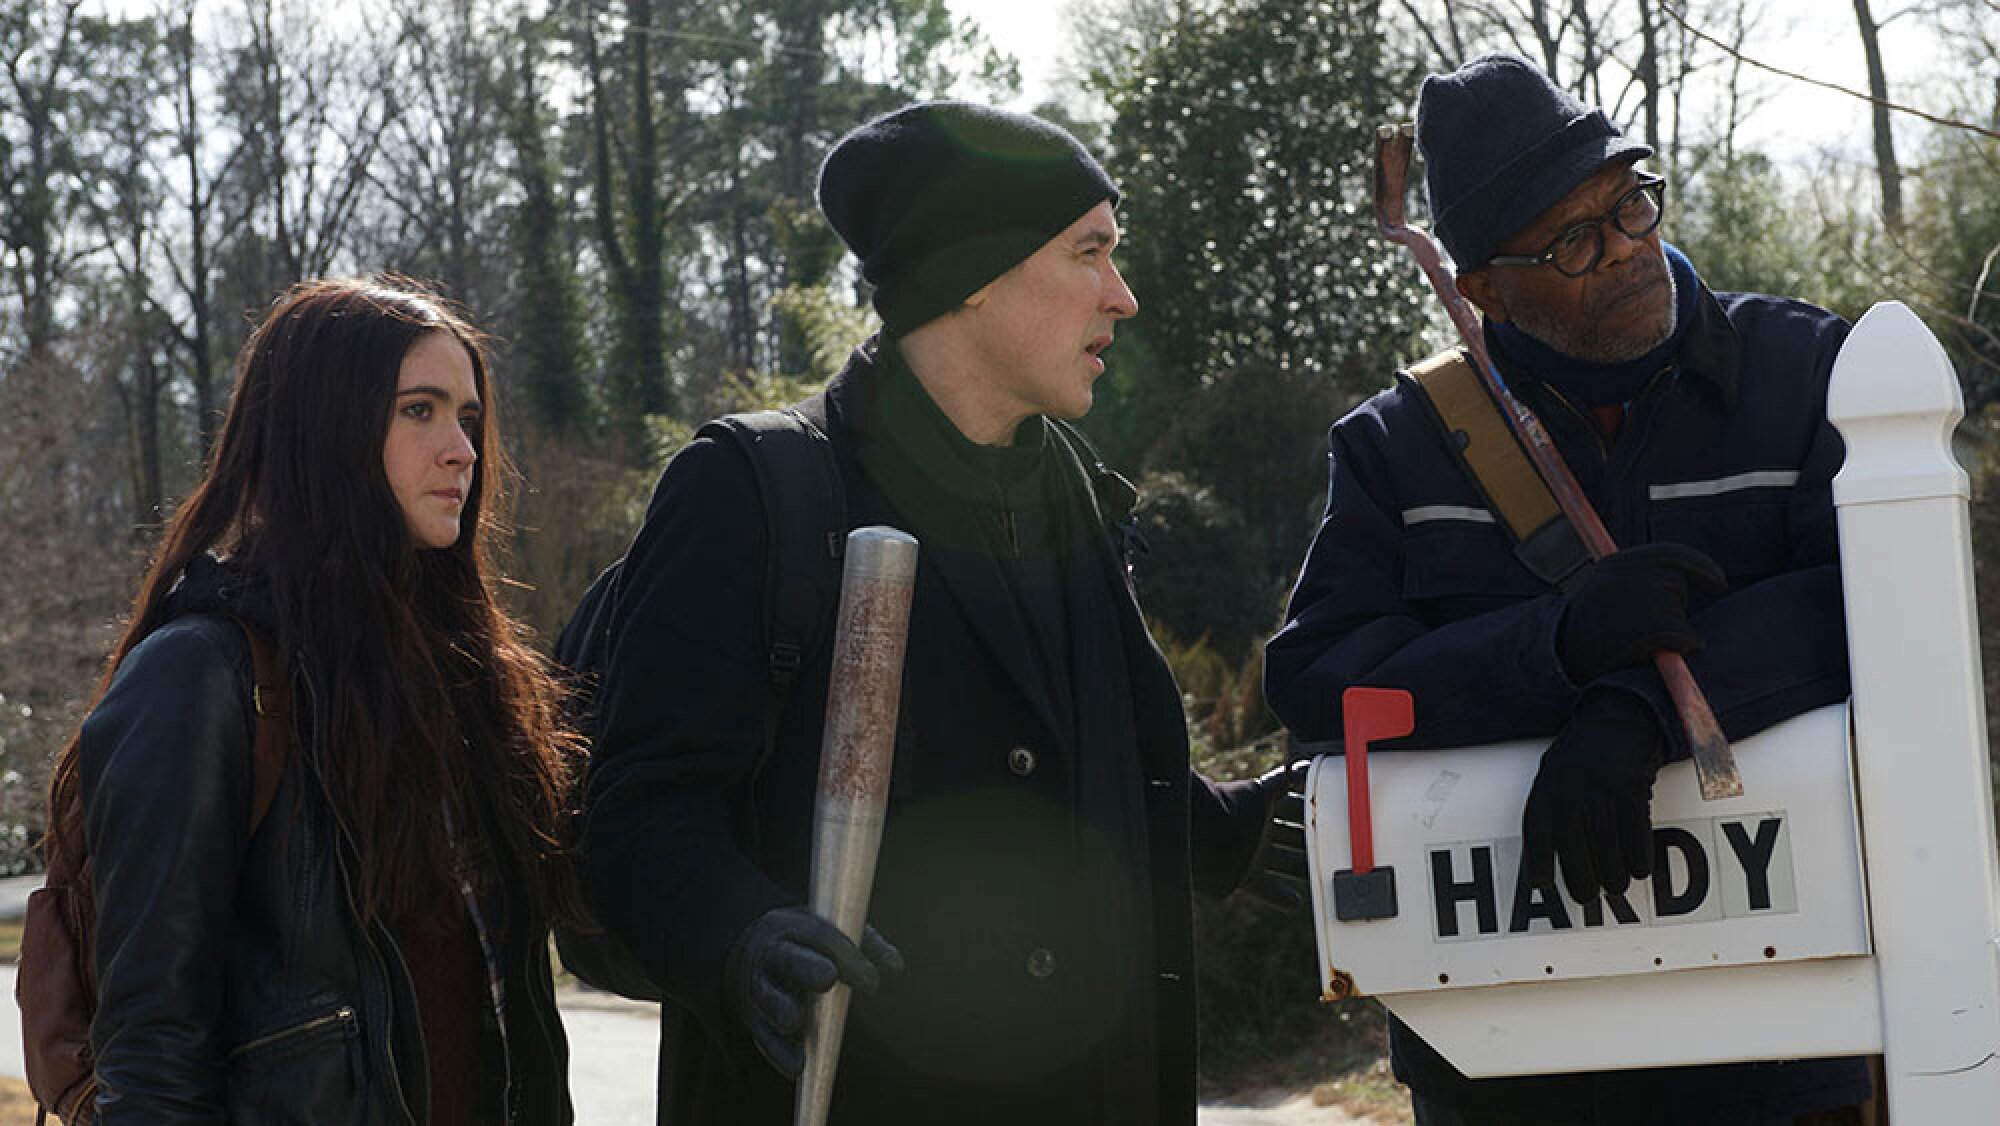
[74,560,572,1125]
[583,343,1263,1126]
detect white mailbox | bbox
[1304,703,1880,1075]
[1302,302,2000,1119]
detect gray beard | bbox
[1510,253,1679,365]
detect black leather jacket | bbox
[74,570,572,1124]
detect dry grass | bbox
[1309,1058,1413,1124]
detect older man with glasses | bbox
[1265,53,1871,1126]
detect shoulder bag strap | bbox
[223,615,290,833]
[1404,348,1591,590]
[699,402,848,773]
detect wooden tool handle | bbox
[1372,123,1743,800]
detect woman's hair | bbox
[49,275,583,925]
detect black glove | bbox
[1240,761,1311,910]
[724,906,904,1079]
[1557,543,1727,685]
[1520,689,1667,903]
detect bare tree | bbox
[158,0,248,449]
[369,0,512,308]
[216,0,392,300]
[1,0,89,371]
[1382,1,1785,185]
[1852,0,1906,236]
[83,19,176,525]
[1635,0,1661,153]
[581,0,676,424]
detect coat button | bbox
[1008,747,1037,776]
[1026,947,1057,979]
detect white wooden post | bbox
[1828,300,2000,1119]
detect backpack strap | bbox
[1404,348,1591,591]
[556,404,846,1004]
[223,615,291,832]
[698,403,848,766]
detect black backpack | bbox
[555,406,848,744]
[553,406,846,1000]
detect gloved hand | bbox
[1520,689,1668,903]
[1240,761,1311,910]
[1557,543,1726,685]
[724,906,904,1079]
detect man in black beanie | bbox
[583,100,1297,1126]
[1266,54,1873,1125]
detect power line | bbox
[1657,1,2000,143]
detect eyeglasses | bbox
[1484,174,1668,278]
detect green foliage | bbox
[768,283,878,384]
[1669,149,1880,324]
[1088,0,1421,682]
[1960,410,2000,808]
[581,0,1005,403]
[506,18,593,434]
[1133,475,1274,664]
[1144,362,1352,625]
[1672,151,1813,299]
[1903,130,2000,409]
[1096,0,1423,440]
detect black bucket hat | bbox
[1416,53,1652,270]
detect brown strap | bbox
[1405,348,1563,543]
[224,615,290,833]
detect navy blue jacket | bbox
[1265,284,1871,1120]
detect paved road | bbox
[0,875,37,924]
[0,965,1362,1123]
[0,964,659,1122]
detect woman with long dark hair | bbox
[41,276,582,1123]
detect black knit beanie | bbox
[1417,53,1652,270]
[816,101,1120,337]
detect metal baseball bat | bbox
[795,526,920,1126]
[1372,122,1742,800]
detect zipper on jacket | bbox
[447,805,517,1124]
[518,939,565,1125]
[298,670,422,1126]
[1002,507,1021,556]
[226,1005,357,1060]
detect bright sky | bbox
[945,0,1074,109]
[945,0,1961,171]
